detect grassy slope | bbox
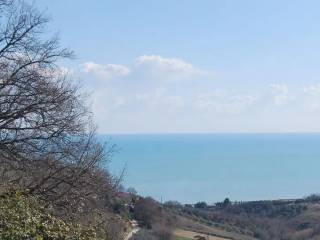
[175,229,231,240]
[175,215,256,240]
[168,206,257,240]
[167,199,320,240]
[175,236,192,240]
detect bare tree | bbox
[0,1,128,238]
[0,0,12,7]
[0,0,117,214]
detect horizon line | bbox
[98,131,320,135]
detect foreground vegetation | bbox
[0,191,106,240]
[0,0,127,238]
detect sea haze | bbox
[100,133,320,204]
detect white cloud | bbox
[80,55,208,83]
[82,62,131,79]
[303,84,320,95]
[33,66,71,79]
[135,88,185,108]
[270,84,289,106]
[303,84,320,110]
[135,55,206,79]
[194,91,257,115]
[91,89,127,119]
[135,90,256,115]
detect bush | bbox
[134,197,161,228]
[0,191,68,240]
[0,191,108,240]
[194,202,207,209]
[133,197,174,240]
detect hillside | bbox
[164,195,320,240]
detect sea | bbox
[100,133,320,204]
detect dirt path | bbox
[124,220,140,240]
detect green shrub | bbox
[0,191,98,240]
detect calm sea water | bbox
[101,134,320,204]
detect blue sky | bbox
[38,0,320,133]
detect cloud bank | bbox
[75,55,320,133]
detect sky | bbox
[37,0,320,134]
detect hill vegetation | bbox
[166,195,320,240]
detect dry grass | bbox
[175,215,256,240]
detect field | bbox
[175,229,230,240]
[166,196,320,240]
